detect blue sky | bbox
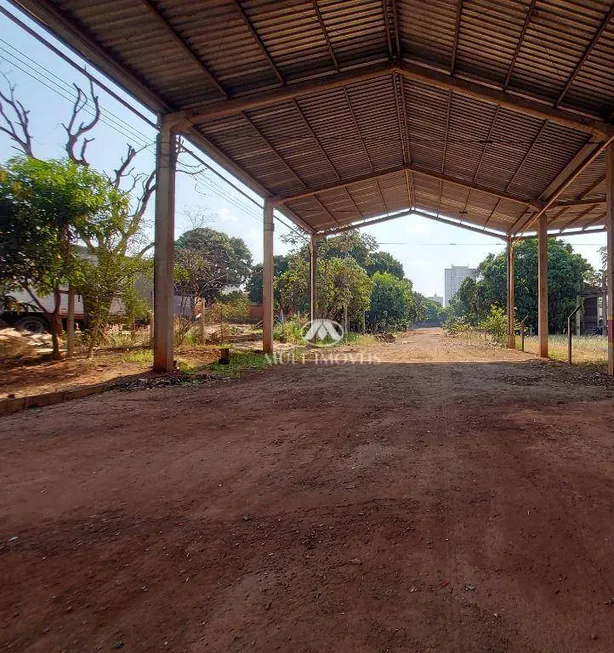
[0,1,606,298]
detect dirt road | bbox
[1,329,614,652]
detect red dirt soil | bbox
[1,329,614,652]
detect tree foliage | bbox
[276,255,373,325]
[246,255,290,304]
[413,292,446,324]
[366,272,415,331]
[174,227,253,307]
[448,238,593,333]
[0,156,128,357]
[273,230,419,332]
[365,251,405,279]
[0,75,166,356]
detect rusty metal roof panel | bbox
[238,0,335,81]
[16,0,613,235]
[505,1,614,112]
[397,0,458,68]
[553,153,606,200]
[159,0,282,96]
[307,0,388,69]
[52,0,228,107]
[563,22,614,116]
[454,0,531,84]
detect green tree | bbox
[450,238,593,333]
[364,251,405,279]
[174,227,253,307]
[366,272,415,331]
[246,255,290,304]
[0,157,128,358]
[317,231,378,269]
[449,276,480,325]
[414,292,446,324]
[276,255,372,325]
[1,77,160,356]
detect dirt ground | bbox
[0,347,227,399]
[1,328,614,652]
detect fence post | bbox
[200,298,205,344]
[567,305,582,365]
[519,315,528,352]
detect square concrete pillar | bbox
[153,117,177,372]
[262,199,274,354]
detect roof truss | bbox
[317,208,508,240]
[184,61,614,138]
[272,163,541,210]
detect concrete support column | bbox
[66,286,75,357]
[606,144,614,374]
[310,235,318,322]
[507,238,516,349]
[263,199,274,354]
[537,213,549,358]
[153,117,177,372]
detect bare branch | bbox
[135,242,155,258]
[113,144,137,188]
[177,140,205,177]
[0,74,35,157]
[133,170,156,222]
[62,79,101,166]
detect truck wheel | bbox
[15,315,49,334]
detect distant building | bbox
[428,293,444,306]
[444,265,477,306]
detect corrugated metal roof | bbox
[15,0,614,236]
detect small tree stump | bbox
[219,347,230,365]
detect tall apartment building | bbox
[444,265,477,306]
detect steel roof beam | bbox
[559,204,600,231]
[503,0,536,90]
[187,62,393,121]
[394,61,614,138]
[139,0,228,98]
[312,1,339,71]
[555,6,614,107]
[545,175,605,229]
[183,60,614,138]
[551,197,605,208]
[450,0,463,74]
[231,0,284,85]
[391,0,401,59]
[272,163,541,209]
[382,0,393,59]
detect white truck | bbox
[1,289,124,333]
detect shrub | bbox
[274,316,306,344]
[218,292,250,323]
[443,315,471,336]
[479,305,508,345]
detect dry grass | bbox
[520,334,608,370]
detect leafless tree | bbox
[0,73,34,156]
[1,75,207,354]
[62,79,101,166]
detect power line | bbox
[0,12,307,240]
[0,4,157,128]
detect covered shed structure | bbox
[13,0,614,373]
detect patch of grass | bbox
[342,332,376,346]
[202,350,270,378]
[519,334,608,369]
[121,348,153,364]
